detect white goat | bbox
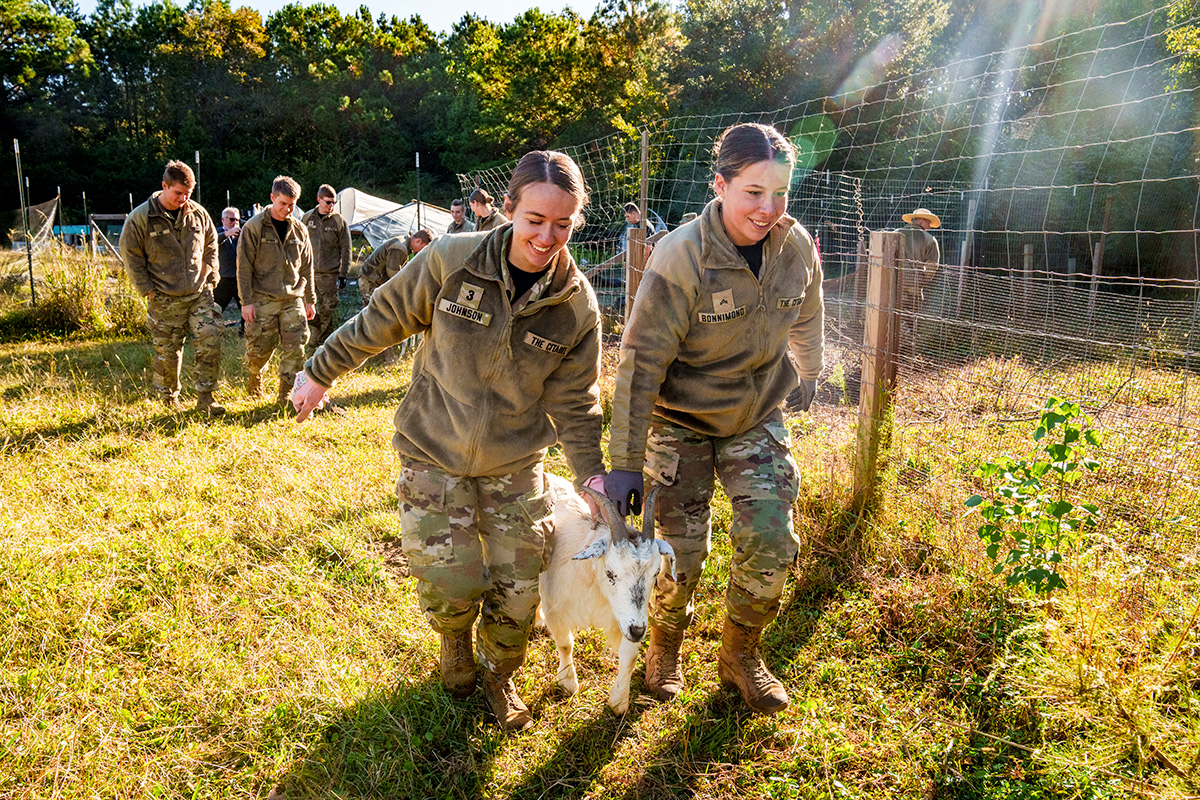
[537,473,676,715]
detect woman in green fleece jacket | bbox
[604,123,824,716]
[291,151,606,732]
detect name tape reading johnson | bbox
[438,297,493,326]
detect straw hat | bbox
[902,208,941,228]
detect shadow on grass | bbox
[267,677,494,800]
[266,670,638,799]
[498,693,645,799]
[0,396,321,452]
[610,693,768,800]
[266,677,756,800]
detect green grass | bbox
[1,317,1198,797]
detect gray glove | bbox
[785,379,817,412]
[604,469,644,517]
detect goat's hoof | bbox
[557,678,579,696]
[607,698,630,716]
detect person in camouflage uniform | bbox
[357,229,431,304]
[292,151,606,732]
[119,160,226,415]
[302,184,351,348]
[605,123,824,715]
[469,188,508,232]
[446,199,474,234]
[237,176,316,405]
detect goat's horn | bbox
[580,485,633,542]
[639,484,660,542]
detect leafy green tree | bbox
[0,0,92,107]
[671,0,794,114]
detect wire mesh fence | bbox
[458,1,1200,592]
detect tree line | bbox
[1,0,1194,248]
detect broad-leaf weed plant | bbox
[966,396,1102,594]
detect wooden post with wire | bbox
[854,230,902,506]
[626,129,650,323]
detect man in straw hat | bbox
[896,207,942,317]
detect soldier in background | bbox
[469,188,508,232]
[302,184,351,347]
[446,199,474,234]
[215,206,242,333]
[237,176,316,405]
[355,229,432,366]
[358,229,432,304]
[119,159,225,416]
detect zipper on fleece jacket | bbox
[461,277,583,474]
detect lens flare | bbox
[834,34,904,106]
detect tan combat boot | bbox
[247,372,262,397]
[276,379,293,406]
[716,617,789,714]
[195,391,226,417]
[439,630,476,699]
[481,669,533,731]
[644,624,687,701]
[162,394,184,412]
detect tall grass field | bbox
[1,253,1197,799]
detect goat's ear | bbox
[656,539,677,581]
[572,537,610,561]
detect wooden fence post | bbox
[854,230,903,506]
[625,129,650,323]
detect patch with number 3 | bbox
[457,283,485,310]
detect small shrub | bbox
[39,249,111,336]
[965,396,1103,594]
[107,273,147,337]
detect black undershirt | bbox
[162,206,180,225]
[270,215,289,240]
[736,239,765,278]
[508,261,551,302]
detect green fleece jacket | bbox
[609,196,824,471]
[236,211,316,306]
[358,236,410,285]
[306,226,605,483]
[446,218,475,234]
[301,208,351,277]
[120,192,218,297]
[474,210,508,233]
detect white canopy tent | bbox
[331,188,455,249]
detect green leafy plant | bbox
[965,397,1102,594]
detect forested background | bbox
[3,0,1200,231]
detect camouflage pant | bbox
[245,295,309,390]
[644,409,799,633]
[397,458,553,675]
[311,273,340,347]
[146,289,223,400]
